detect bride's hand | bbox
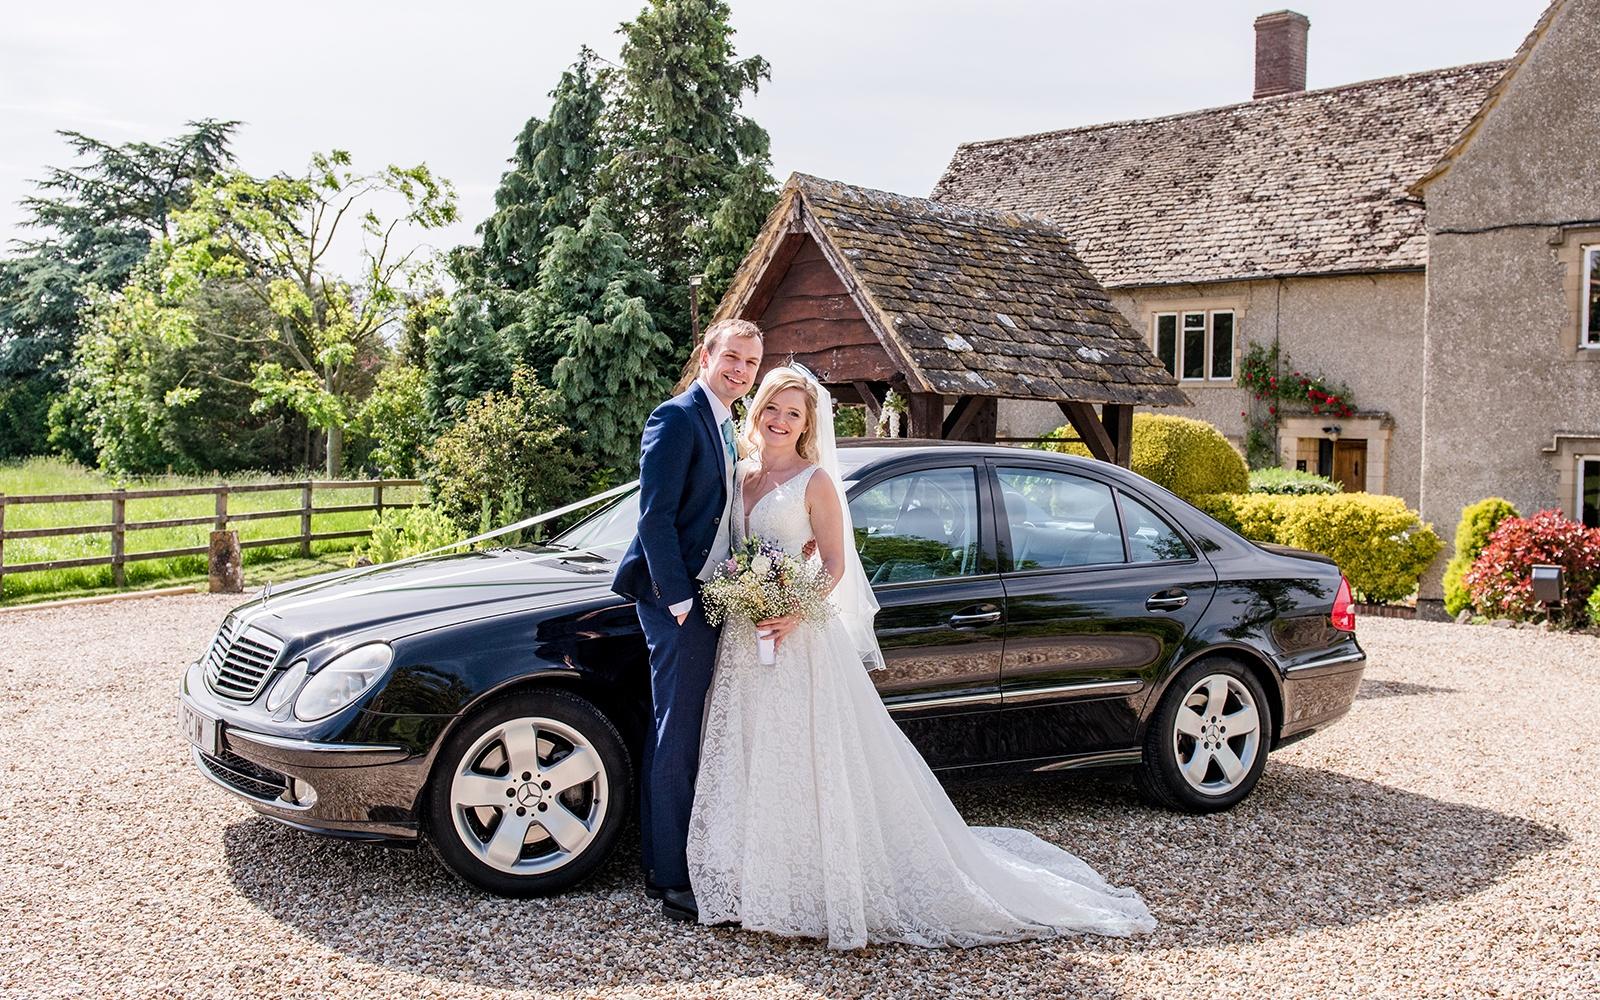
[755,614,801,651]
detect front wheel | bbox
[1137,658,1271,812]
[426,689,632,896]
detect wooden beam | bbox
[739,231,808,322]
[942,396,982,439]
[1058,401,1115,463]
[1104,404,1134,468]
[852,381,882,421]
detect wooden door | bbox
[1332,440,1367,492]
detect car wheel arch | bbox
[1146,644,1285,749]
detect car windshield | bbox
[554,450,874,558]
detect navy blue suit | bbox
[612,382,729,890]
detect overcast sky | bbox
[0,0,1548,275]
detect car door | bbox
[989,461,1217,759]
[846,460,1007,769]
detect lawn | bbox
[0,457,426,604]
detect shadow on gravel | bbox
[221,762,1564,995]
[1356,678,1459,700]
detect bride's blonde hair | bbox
[741,367,820,462]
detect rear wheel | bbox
[1137,657,1271,812]
[426,689,631,896]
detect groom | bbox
[612,317,764,922]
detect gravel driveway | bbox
[1,593,1596,999]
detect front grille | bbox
[198,748,288,800]
[204,615,285,702]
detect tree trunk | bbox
[325,424,343,478]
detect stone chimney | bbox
[1253,10,1310,99]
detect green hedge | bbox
[1198,492,1443,604]
[1442,497,1520,617]
[1249,467,1340,495]
[1040,413,1247,502]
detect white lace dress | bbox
[685,462,1157,950]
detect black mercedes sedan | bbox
[179,444,1365,896]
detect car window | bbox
[997,468,1126,570]
[849,467,981,584]
[1118,490,1195,563]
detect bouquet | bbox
[701,536,833,664]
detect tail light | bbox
[1330,575,1356,632]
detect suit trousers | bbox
[635,593,720,890]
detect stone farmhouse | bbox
[932,1,1600,614]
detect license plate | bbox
[179,699,220,756]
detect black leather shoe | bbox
[644,880,665,901]
[660,887,698,921]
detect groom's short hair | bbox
[701,318,764,357]
[675,318,764,392]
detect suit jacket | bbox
[612,382,732,608]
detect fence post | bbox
[300,481,313,557]
[111,488,127,588]
[215,484,229,531]
[0,493,7,599]
[374,480,384,521]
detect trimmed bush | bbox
[1442,497,1520,617]
[1039,413,1247,502]
[352,506,466,566]
[1249,467,1339,496]
[425,367,592,541]
[1463,510,1600,626]
[1199,492,1443,604]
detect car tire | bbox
[1137,657,1272,813]
[426,688,632,896]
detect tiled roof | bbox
[767,173,1188,405]
[931,62,1508,287]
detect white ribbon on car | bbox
[244,479,640,620]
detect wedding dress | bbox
[685,459,1158,950]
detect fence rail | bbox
[0,478,425,597]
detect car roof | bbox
[837,440,1117,479]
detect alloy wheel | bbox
[449,716,608,875]
[1171,674,1262,796]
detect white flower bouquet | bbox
[701,536,833,664]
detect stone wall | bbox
[1418,0,1600,605]
[997,271,1427,505]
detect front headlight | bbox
[266,659,308,712]
[293,643,394,721]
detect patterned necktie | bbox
[720,417,737,469]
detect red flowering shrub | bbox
[1463,510,1600,625]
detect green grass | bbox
[0,457,425,604]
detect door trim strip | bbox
[1001,679,1146,704]
[884,690,1003,713]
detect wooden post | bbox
[0,494,7,600]
[373,481,385,521]
[214,485,229,531]
[907,393,944,439]
[111,488,126,588]
[209,530,243,593]
[300,481,313,557]
[1057,401,1117,464]
[1104,404,1134,468]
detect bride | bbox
[685,365,1158,950]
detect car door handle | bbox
[1146,590,1189,612]
[949,608,1001,627]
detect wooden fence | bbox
[0,478,424,597]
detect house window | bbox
[1152,310,1236,381]
[1584,248,1600,348]
[1580,456,1600,528]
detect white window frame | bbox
[1583,247,1600,349]
[1151,309,1236,382]
[1578,454,1600,528]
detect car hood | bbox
[224,546,621,646]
